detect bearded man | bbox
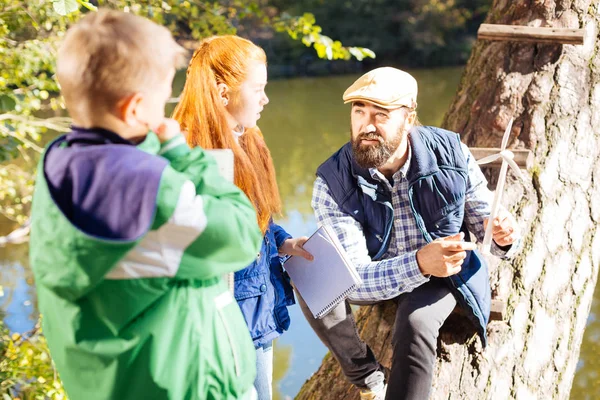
[298,67,520,400]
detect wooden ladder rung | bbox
[452,299,506,322]
[470,147,533,169]
[478,24,585,45]
[489,299,506,321]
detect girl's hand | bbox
[279,237,314,261]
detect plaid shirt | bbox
[311,143,517,302]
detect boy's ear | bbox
[118,92,144,126]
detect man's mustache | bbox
[356,132,384,142]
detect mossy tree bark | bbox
[296,1,600,399]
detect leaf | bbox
[78,1,97,11]
[362,48,376,59]
[0,95,16,112]
[325,46,333,60]
[52,0,79,16]
[302,13,316,25]
[349,47,365,61]
[314,43,327,59]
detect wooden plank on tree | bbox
[470,147,533,169]
[451,299,506,321]
[489,299,506,321]
[478,24,585,45]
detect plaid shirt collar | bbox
[368,144,412,187]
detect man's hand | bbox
[483,209,518,248]
[416,232,476,277]
[155,118,182,143]
[279,237,314,261]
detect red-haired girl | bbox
[173,35,312,399]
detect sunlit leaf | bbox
[362,48,376,59]
[52,0,79,15]
[325,46,333,60]
[78,1,97,11]
[0,96,16,112]
[349,47,364,61]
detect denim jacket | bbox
[234,221,295,348]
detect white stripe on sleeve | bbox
[106,180,207,279]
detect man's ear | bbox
[406,109,417,127]
[117,92,144,127]
[217,83,230,106]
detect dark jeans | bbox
[297,278,457,400]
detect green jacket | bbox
[29,128,262,399]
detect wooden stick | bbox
[478,24,585,45]
[480,118,515,255]
[471,148,533,169]
[489,299,506,321]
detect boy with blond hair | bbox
[29,9,261,400]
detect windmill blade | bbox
[476,153,502,165]
[505,155,525,181]
[500,117,514,150]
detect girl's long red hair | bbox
[172,35,281,233]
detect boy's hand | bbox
[155,118,182,143]
[416,232,476,277]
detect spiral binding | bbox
[315,284,359,319]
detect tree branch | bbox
[0,113,71,132]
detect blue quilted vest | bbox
[316,126,491,345]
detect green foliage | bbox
[0,318,66,400]
[51,0,78,15]
[267,0,491,67]
[0,165,36,224]
[273,12,375,61]
[0,0,74,222]
[50,1,375,62]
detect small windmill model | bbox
[475,118,525,255]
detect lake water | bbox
[1,66,598,399]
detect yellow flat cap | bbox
[343,67,418,109]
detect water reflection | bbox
[272,340,293,400]
[0,242,37,333]
[571,281,600,399]
[1,67,598,399]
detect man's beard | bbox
[351,126,404,169]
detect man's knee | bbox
[320,301,353,329]
[299,294,351,331]
[394,307,442,345]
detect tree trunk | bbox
[296,1,600,399]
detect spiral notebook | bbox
[284,225,362,319]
